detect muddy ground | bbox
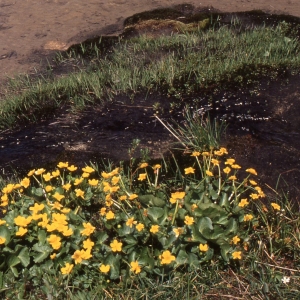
[0,3,300,203]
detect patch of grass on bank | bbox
[1,15,300,130]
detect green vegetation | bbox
[1,16,300,129]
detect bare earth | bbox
[1,0,300,82]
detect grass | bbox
[1,15,300,129]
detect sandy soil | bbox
[1,0,300,82]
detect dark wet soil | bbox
[1,8,300,204]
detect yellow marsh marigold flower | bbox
[0,220,6,225]
[202,152,210,156]
[82,166,95,173]
[238,199,249,208]
[184,167,195,175]
[219,147,228,154]
[1,194,8,202]
[231,164,241,169]
[111,176,120,185]
[206,170,213,177]
[52,192,64,202]
[191,204,198,211]
[75,189,85,199]
[82,172,90,178]
[232,236,241,245]
[130,261,141,274]
[129,194,138,200]
[74,177,84,185]
[173,227,184,237]
[232,251,242,260]
[2,184,14,194]
[244,214,253,222]
[152,164,161,170]
[72,249,86,264]
[83,238,94,250]
[62,227,73,237]
[139,162,148,168]
[250,193,259,200]
[67,165,77,172]
[100,207,107,216]
[228,175,237,181]
[138,173,147,181]
[126,217,137,228]
[249,180,257,186]
[184,216,194,226]
[81,222,95,236]
[246,168,257,175]
[47,234,62,250]
[81,249,92,260]
[225,158,235,165]
[199,244,209,252]
[35,168,46,175]
[61,208,71,214]
[57,162,68,168]
[62,183,71,191]
[150,225,159,234]
[29,203,45,214]
[99,264,110,273]
[0,236,6,244]
[223,167,231,174]
[101,171,111,179]
[16,227,28,236]
[110,186,119,193]
[106,211,115,220]
[50,202,63,210]
[14,215,32,227]
[27,169,35,176]
[211,159,220,166]
[119,195,127,201]
[45,185,53,192]
[110,239,122,252]
[43,173,52,182]
[110,167,120,176]
[61,263,73,275]
[136,223,145,232]
[160,250,176,265]
[170,191,185,204]
[191,151,201,157]
[50,253,56,260]
[52,170,60,177]
[20,177,30,188]
[271,203,281,211]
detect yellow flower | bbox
[52,192,64,202]
[106,211,115,220]
[75,189,85,199]
[232,251,242,260]
[101,172,111,179]
[271,203,281,211]
[82,166,95,173]
[67,165,78,172]
[130,261,141,274]
[82,172,90,178]
[88,179,99,186]
[129,194,138,200]
[206,170,213,177]
[2,184,14,194]
[110,186,119,193]
[50,253,56,260]
[16,227,28,236]
[110,239,122,252]
[52,170,60,177]
[223,167,231,174]
[191,204,198,211]
[160,250,176,265]
[0,236,6,244]
[1,194,8,202]
[43,173,52,182]
[231,164,241,169]
[62,227,73,237]
[57,162,68,168]
[250,193,259,200]
[14,216,32,227]
[184,216,194,226]
[232,236,240,245]
[61,208,71,214]
[72,249,85,264]
[62,183,72,191]
[119,195,127,201]
[100,207,107,216]
[81,222,96,236]
[45,185,53,192]
[61,262,73,275]
[246,168,257,175]
[83,238,94,250]
[150,225,159,234]
[74,177,84,185]
[27,169,36,176]
[219,147,228,154]
[47,234,62,250]
[126,217,137,228]
[99,264,110,274]
[243,214,253,222]
[249,180,257,186]
[170,191,185,204]
[111,176,120,185]
[138,173,147,181]
[202,152,210,156]
[35,168,46,175]
[211,159,219,166]
[152,164,161,170]
[50,202,63,210]
[228,175,237,181]
[191,151,201,157]
[199,244,209,252]
[225,158,235,165]
[136,223,144,232]
[184,167,195,175]
[139,162,148,168]
[29,203,45,214]
[238,199,249,208]
[0,220,6,226]
[173,227,184,237]
[20,177,30,188]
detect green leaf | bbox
[219,193,229,207]
[38,229,47,244]
[139,195,166,207]
[33,187,44,197]
[223,218,238,236]
[32,244,52,263]
[147,207,165,223]
[188,252,199,268]
[95,231,109,244]
[158,234,177,249]
[0,225,11,244]
[106,254,120,280]
[8,255,20,268]
[10,266,19,277]
[190,225,206,243]
[220,244,232,262]
[176,249,188,265]
[18,247,30,267]
[124,236,137,245]
[197,217,213,239]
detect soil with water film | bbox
[1,6,300,203]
